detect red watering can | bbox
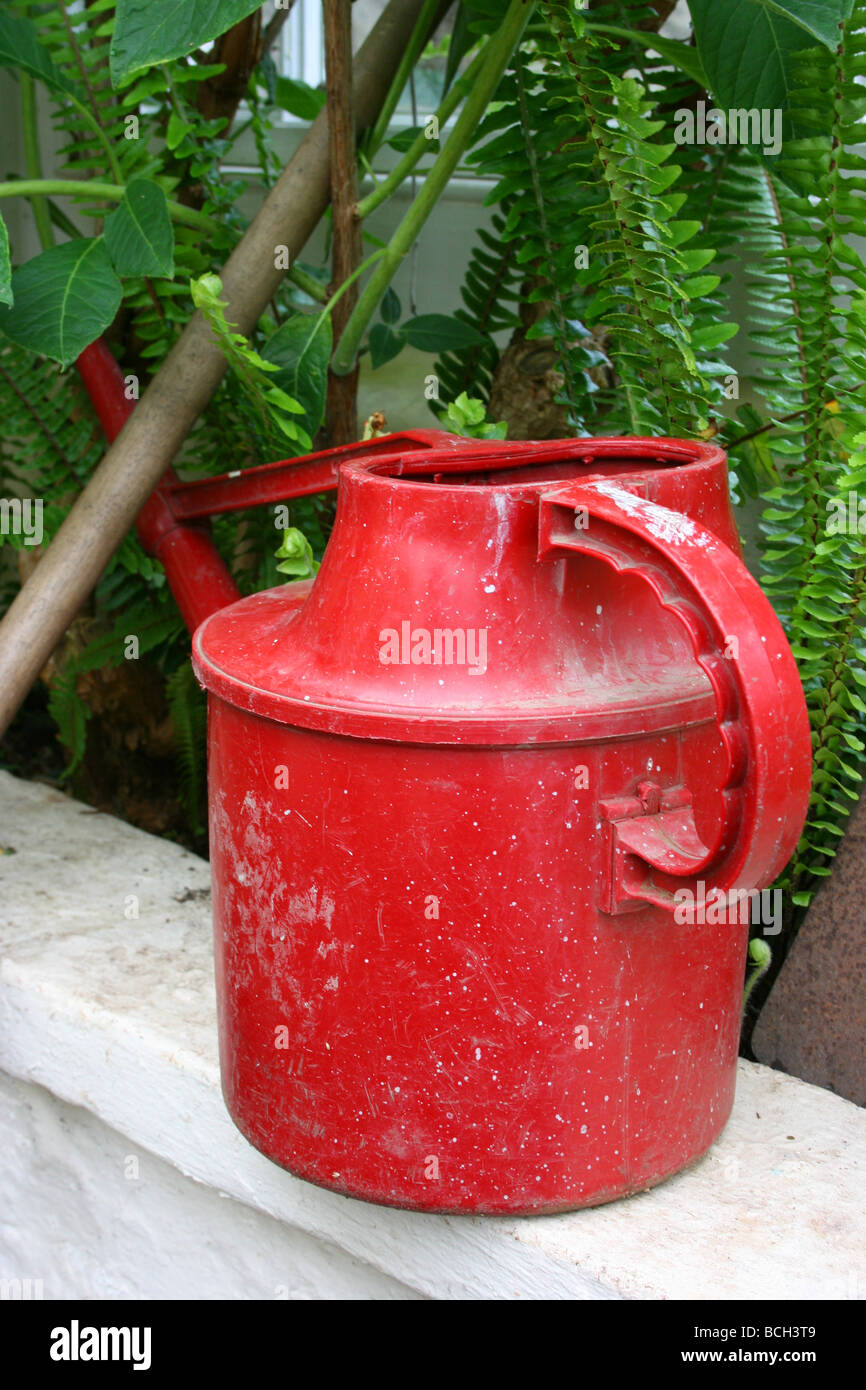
[78,341,810,1215]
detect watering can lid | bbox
[192,576,715,745]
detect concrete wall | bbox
[1,772,864,1302]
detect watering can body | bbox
[186,436,810,1215]
[73,346,811,1213]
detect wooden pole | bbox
[321,0,363,447]
[0,0,430,740]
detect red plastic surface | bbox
[76,341,811,1215]
[194,439,810,1213]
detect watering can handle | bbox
[538,479,811,915]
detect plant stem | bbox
[19,75,53,252]
[356,39,489,220]
[315,249,386,341]
[0,180,217,234]
[742,940,772,1014]
[365,0,442,158]
[164,70,187,124]
[727,407,809,448]
[332,0,535,376]
[287,265,328,303]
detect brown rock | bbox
[753,795,866,1106]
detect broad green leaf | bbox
[0,213,11,307]
[688,0,816,122]
[0,238,122,367]
[754,0,854,47]
[104,179,175,278]
[401,314,487,353]
[110,0,262,87]
[263,313,333,439]
[369,322,406,370]
[0,9,76,98]
[274,76,326,122]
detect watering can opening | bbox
[352,435,723,494]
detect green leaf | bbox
[104,178,175,278]
[263,313,333,439]
[48,667,90,779]
[275,526,319,580]
[679,248,717,274]
[688,0,816,119]
[0,10,115,173]
[752,1,854,47]
[386,125,429,153]
[646,34,710,87]
[443,391,507,439]
[165,111,192,151]
[443,2,478,96]
[111,0,262,87]
[681,274,721,298]
[0,9,76,99]
[0,239,122,367]
[369,322,406,370]
[402,314,487,353]
[692,322,739,350]
[381,287,402,325]
[0,213,11,307]
[583,24,709,88]
[274,76,326,122]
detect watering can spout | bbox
[77,338,244,633]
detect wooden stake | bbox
[321,0,363,447]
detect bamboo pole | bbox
[0,0,430,739]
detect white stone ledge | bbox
[1,769,864,1301]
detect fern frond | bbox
[47,666,89,778]
[165,663,207,834]
[739,12,866,901]
[541,3,732,435]
[433,214,521,405]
